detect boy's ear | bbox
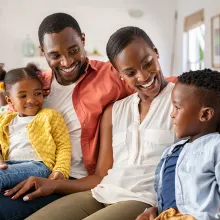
[200,107,214,122]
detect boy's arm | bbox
[215,144,220,187]
[213,144,220,218]
[50,111,72,179]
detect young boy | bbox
[137,69,220,220]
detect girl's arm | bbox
[50,110,72,179]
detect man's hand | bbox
[136,207,158,220]
[48,171,65,180]
[4,176,57,201]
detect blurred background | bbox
[0,0,219,76]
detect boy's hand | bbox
[136,207,158,220]
[48,171,65,180]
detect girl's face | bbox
[114,39,166,102]
[6,78,43,117]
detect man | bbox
[0,12,133,220]
[38,12,133,178]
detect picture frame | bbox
[211,14,220,68]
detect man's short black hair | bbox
[38,12,82,47]
[106,26,155,69]
[178,69,220,109]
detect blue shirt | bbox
[155,133,220,220]
[161,143,185,211]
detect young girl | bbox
[137,69,220,220]
[0,66,72,190]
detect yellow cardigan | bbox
[0,108,71,179]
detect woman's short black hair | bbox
[106,26,155,69]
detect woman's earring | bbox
[120,77,124,80]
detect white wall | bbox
[173,0,220,76]
[0,0,176,76]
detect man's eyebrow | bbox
[47,45,78,55]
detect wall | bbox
[173,0,220,75]
[0,0,176,76]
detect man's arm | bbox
[5,105,114,200]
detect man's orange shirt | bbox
[42,60,177,175]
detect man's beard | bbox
[54,60,88,85]
[72,60,88,83]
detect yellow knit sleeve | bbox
[50,111,72,179]
[0,112,17,160]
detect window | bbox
[183,9,205,71]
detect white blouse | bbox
[92,82,176,206]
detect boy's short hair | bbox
[178,69,220,109]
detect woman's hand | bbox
[136,207,158,220]
[4,176,57,201]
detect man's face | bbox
[41,27,87,85]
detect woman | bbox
[16,26,176,220]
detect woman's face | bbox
[114,39,166,102]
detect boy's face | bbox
[6,78,43,117]
[170,83,203,139]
